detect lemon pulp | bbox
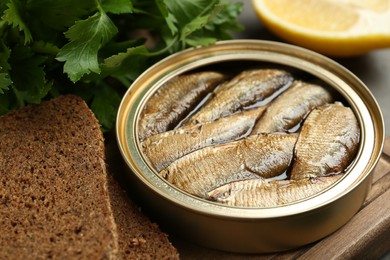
[252,0,390,56]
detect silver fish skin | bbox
[138,71,226,140]
[160,133,298,198]
[207,174,342,207]
[252,81,333,134]
[184,68,293,126]
[290,102,360,180]
[142,106,266,172]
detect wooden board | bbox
[172,136,390,259]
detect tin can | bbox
[116,40,384,253]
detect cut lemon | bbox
[252,0,390,56]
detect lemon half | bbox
[252,0,390,56]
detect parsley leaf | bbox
[9,45,50,105]
[101,0,134,14]
[90,81,121,131]
[2,0,32,44]
[164,0,217,30]
[102,45,150,80]
[56,11,118,82]
[0,40,12,100]
[0,73,12,94]
[26,0,95,32]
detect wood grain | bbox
[174,137,390,259]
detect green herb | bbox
[0,0,243,131]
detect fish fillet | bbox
[207,175,343,207]
[160,133,298,198]
[138,71,226,140]
[252,81,333,133]
[184,68,293,125]
[142,106,266,172]
[290,102,360,180]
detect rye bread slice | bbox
[107,173,179,259]
[0,96,118,258]
[0,95,180,259]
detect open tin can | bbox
[116,40,384,253]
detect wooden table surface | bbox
[172,137,390,259]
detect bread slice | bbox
[0,95,179,259]
[0,96,118,258]
[107,173,179,259]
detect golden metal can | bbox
[116,40,385,253]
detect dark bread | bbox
[107,174,179,259]
[0,96,118,258]
[0,95,179,259]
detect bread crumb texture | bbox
[107,174,180,259]
[0,96,118,259]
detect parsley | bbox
[0,0,243,131]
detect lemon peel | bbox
[252,0,390,56]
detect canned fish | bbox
[116,40,384,253]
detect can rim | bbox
[116,39,385,219]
